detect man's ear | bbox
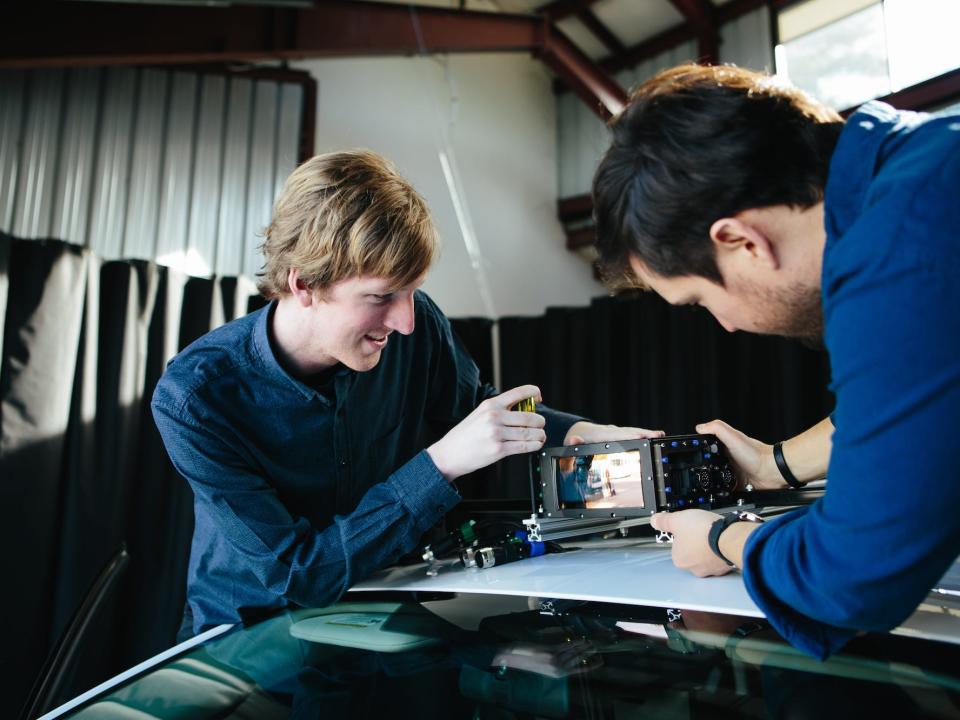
[287,268,314,307]
[709,216,779,270]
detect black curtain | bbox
[449,317,495,387]
[0,236,833,714]
[495,293,834,498]
[0,234,259,716]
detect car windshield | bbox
[52,592,960,719]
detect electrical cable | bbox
[407,4,503,387]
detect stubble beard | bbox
[746,279,824,347]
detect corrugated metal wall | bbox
[719,5,774,75]
[0,66,302,279]
[557,6,773,200]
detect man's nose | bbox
[385,293,416,335]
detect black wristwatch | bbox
[708,511,765,566]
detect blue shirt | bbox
[152,291,581,633]
[742,102,960,658]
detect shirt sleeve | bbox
[418,293,584,445]
[152,393,460,611]
[742,160,960,659]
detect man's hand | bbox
[564,421,664,446]
[695,419,783,490]
[650,510,737,578]
[428,385,546,481]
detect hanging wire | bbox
[407,4,504,387]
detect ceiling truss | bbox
[0,0,626,120]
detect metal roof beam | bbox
[666,0,719,63]
[577,9,626,56]
[591,0,769,76]
[536,0,602,22]
[0,0,542,68]
[539,23,627,119]
[1,0,626,121]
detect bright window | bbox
[775,0,960,111]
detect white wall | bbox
[294,54,602,319]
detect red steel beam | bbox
[843,66,960,115]
[667,0,719,63]
[1,0,625,121]
[558,193,595,222]
[0,0,541,68]
[587,0,768,77]
[577,9,626,56]
[538,22,627,119]
[536,0,602,22]
[600,22,694,74]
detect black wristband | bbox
[708,512,765,567]
[707,514,739,566]
[773,442,805,489]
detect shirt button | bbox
[339,459,347,466]
[436,505,445,513]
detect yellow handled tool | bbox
[514,397,537,413]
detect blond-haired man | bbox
[153,150,655,638]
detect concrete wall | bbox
[295,53,602,319]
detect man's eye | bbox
[372,294,393,303]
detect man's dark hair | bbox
[593,63,844,287]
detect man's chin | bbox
[343,351,382,373]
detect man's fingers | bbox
[696,419,731,438]
[499,426,547,443]
[495,385,543,409]
[502,409,546,428]
[502,439,546,456]
[622,426,666,439]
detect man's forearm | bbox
[780,416,833,483]
[718,521,761,568]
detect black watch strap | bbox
[773,442,805,489]
[708,514,739,566]
[708,512,765,566]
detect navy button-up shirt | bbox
[742,102,960,658]
[153,291,582,633]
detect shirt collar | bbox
[250,300,354,404]
[824,100,913,242]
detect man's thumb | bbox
[650,512,670,532]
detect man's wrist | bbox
[426,442,457,482]
[717,517,763,568]
[708,512,764,568]
[773,442,806,489]
[708,514,738,566]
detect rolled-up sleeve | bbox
[420,293,584,444]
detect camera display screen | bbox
[556,450,645,510]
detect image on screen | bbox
[556,450,645,510]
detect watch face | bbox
[737,511,764,524]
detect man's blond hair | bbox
[257,150,439,299]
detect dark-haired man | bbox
[593,64,960,658]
